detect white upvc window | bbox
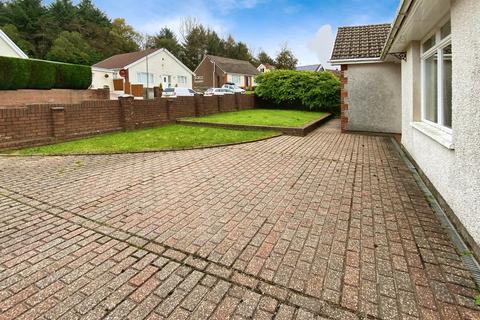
[137,72,154,86]
[231,74,242,85]
[421,19,452,132]
[177,76,187,85]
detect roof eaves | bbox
[329,57,384,66]
[381,0,416,59]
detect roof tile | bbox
[93,49,158,69]
[330,24,391,61]
[207,55,259,75]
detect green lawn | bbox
[11,125,279,155]
[182,109,327,128]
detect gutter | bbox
[329,57,384,66]
[381,0,416,59]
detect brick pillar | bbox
[119,96,135,130]
[340,64,349,133]
[166,99,171,121]
[234,93,240,111]
[153,86,162,98]
[51,106,66,138]
[194,95,200,116]
[97,88,110,99]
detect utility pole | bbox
[146,53,149,99]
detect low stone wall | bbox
[0,88,110,107]
[177,113,333,136]
[0,94,255,149]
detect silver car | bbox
[203,88,235,96]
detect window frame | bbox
[420,17,452,134]
[230,74,242,85]
[177,75,187,85]
[136,72,154,86]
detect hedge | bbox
[254,70,340,114]
[0,56,92,90]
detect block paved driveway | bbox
[1,119,479,320]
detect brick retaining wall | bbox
[0,94,255,150]
[0,88,110,107]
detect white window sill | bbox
[411,122,454,150]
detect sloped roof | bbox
[259,63,275,70]
[207,55,259,75]
[296,64,323,72]
[0,29,28,59]
[330,24,391,61]
[93,48,157,69]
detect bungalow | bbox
[331,0,480,257]
[295,64,324,72]
[257,63,275,73]
[194,55,259,91]
[92,48,195,91]
[0,29,28,59]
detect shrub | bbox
[54,62,92,89]
[27,59,56,89]
[0,56,29,90]
[0,56,91,90]
[254,70,340,114]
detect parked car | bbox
[222,83,246,94]
[203,88,235,96]
[161,87,197,98]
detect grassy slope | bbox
[183,109,327,128]
[12,125,278,155]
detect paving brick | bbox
[1,119,479,320]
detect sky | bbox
[64,0,400,68]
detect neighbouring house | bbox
[295,64,324,72]
[194,55,259,91]
[91,67,115,90]
[257,63,275,73]
[0,29,28,59]
[331,0,480,257]
[92,48,195,91]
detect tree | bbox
[182,24,208,70]
[1,23,35,55]
[109,18,141,53]
[0,0,53,58]
[275,44,298,70]
[47,31,98,65]
[147,27,182,57]
[205,30,224,57]
[47,0,77,32]
[257,50,275,66]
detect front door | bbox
[162,76,170,88]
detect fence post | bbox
[51,106,66,138]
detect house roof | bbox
[207,55,259,75]
[258,63,274,70]
[296,64,323,72]
[330,23,391,62]
[93,48,157,69]
[0,29,28,59]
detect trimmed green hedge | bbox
[0,56,91,90]
[254,70,340,114]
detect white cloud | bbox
[307,24,336,69]
[136,1,230,38]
